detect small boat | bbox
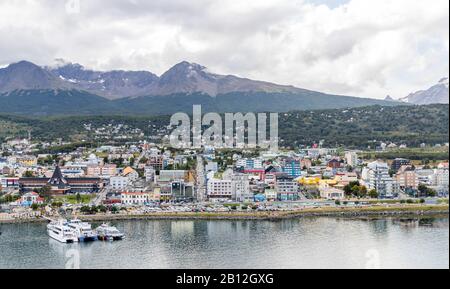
[68,219,98,242]
[95,223,125,241]
[47,219,78,243]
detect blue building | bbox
[282,159,302,178]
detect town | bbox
[0,132,448,223]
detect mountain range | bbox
[399,77,449,105]
[0,60,419,116]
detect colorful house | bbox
[20,192,44,207]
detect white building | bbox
[110,176,130,191]
[433,163,449,194]
[205,162,219,173]
[416,168,435,185]
[144,166,156,183]
[236,158,263,169]
[345,151,358,167]
[362,161,399,198]
[223,170,251,202]
[207,179,233,201]
[121,192,149,206]
[320,188,345,200]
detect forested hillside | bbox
[0,104,448,149]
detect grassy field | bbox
[53,194,94,205]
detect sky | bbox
[0,0,448,99]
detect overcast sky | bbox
[0,0,448,99]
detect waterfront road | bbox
[92,187,108,206]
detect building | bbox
[19,192,44,206]
[345,152,358,168]
[205,162,219,173]
[236,158,263,170]
[0,177,20,192]
[391,158,411,173]
[300,158,312,169]
[433,163,449,195]
[282,159,302,178]
[275,175,299,201]
[159,170,187,182]
[110,176,130,191]
[416,168,435,185]
[334,172,358,186]
[121,192,149,206]
[395,166,419,190]
[362,161,399,198]
[144,166,156,183]
[207,179,233,201]
[19,166,103,195]
[264,189,277,201]
[264,174,277,188]
[16,156,37,167]
[147,155,165,171]
[320,188,345,200]
[122,167,139,181]
[170,181,195,201]
[327,159,342,169]
[223,170,251,202]
[86,164,117,177]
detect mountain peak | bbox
[438,77,449,87]
[384,95,395,101]
[0,60,72,93]
[8,60,41,70]
[164,61,208,76]
[400,77,449,105]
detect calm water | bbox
[0,217,448,269]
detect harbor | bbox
[0,217,448,269]
[45,217,124,243]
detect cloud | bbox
[0,0,448,99]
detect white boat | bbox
[95,223,125,241]
[68,219,98,242]
[47,219,79,243]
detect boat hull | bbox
[47,229,79,243]
[78,235,98,242]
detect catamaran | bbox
[47,219,78,243]
[67,219,98,242]
[95,223,125,241]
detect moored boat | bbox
[47,219,78,243]
[95,223,125,241]
[68,219,98,242]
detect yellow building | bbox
[298,176,321,186]
[17,156,37,167]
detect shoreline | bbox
[1,204,448,224]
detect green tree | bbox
[24,171,35,177]
[343,184,353,196]
[98,205,107,213]
[368,189,378,199]
[358,186,368,197]
[76,193,82,204]
[38,185,52,201]
[418,184,437,197]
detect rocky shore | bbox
[1,204,448,224]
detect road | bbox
[92,187,108,206]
